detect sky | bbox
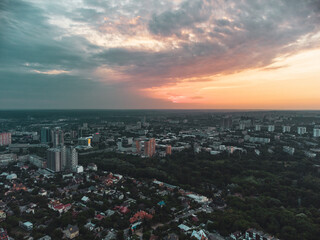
[1,0,320,110]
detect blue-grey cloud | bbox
[148,0,212,36]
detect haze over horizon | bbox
[1,0,320,110]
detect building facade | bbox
[297,127,307,135]
[46,146,78,172]
[144,138,156,157]
[52,127,64,147]
[47,148,61,172]
[282,126,291,133]
[313,128,320,137]
[268,125,275,132]
[166,145,172,155]
[41,127,51,144]
[0,133,11,146]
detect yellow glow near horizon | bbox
[142,48,320,109]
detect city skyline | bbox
[1,0,320,109]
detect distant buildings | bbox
[297,127,307,135]
[221,117,232,129]
[0,154,17,166]
[304,151,316,158]
[255,125,261,131]
[268,125,275,132]
[144,138,156,157]
[135,140,141,153]
[282,126,291,133]
[92,133,100,143]
[78,137,92,147]
[117,137,133,152]
[41,127,65,146]
[0,133,11,146]
[29,155,46,168]
[313,128,320,137]
[186,193,209,203]
[87,163,97,171]
[166,145,172,155]
[249,137,270,144]
[283,146,295,155]
[245,228,279,240]
[239,123,246,130]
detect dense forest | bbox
[80,149,320,240]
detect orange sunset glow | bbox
[143,48,320,109]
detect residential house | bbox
[64,225,79,239]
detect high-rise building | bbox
[47,148,61,172]
[239,123,246,130]
[66,147,78,171]
[70,130,77,139]
[0,133,11,146]
[268,125,275,132]
[135,140,141,153]
[40,127,51,144]
[166,145,172,155]
[47,146,78,172]
[60,146,67,170]
[117,138,123,151]
[297,127,307,135]
[52,127,64,147]
[144,138,156,157]
[282,126,291,133]
[221,117,232,129]
[142,116,146,124]
[313,128,320,137]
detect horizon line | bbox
[1,108,320,112]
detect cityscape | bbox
[1,0,320,239]
[0,110,320,239]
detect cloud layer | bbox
[1,0,320,108]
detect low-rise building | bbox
[64,225,79,239]
[29,155,46,168]
[283,146,295,155]
[19,221,33,231]
[0,154,17,166]
[245,228,279,240]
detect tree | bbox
[116,230,124,240]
